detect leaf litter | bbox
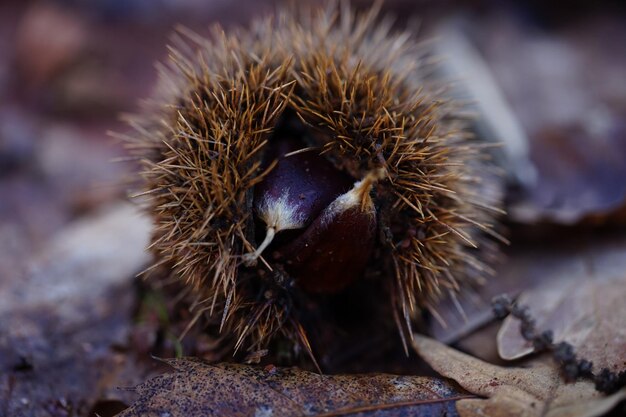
[118,359,470,417]
[0,204,153,416]
[497,237,626,374]
[413,334,626,417]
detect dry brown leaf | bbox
[0,203,152,416]
[428,236,626,368]
[412,334,626,417]
[497,237,626,374]
[118,359,470,417]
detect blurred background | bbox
[1,0,626,269]
[1,0,625,416]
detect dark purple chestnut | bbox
[243,137,353,265]
[273,170,382,293]
[245,135,382,293]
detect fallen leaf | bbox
[497,237,626,374]
[428,235,626,369]
[118,359,470,417]
[412,334,626,417]
[469,13,626,224]
[511,123,626,225]
[433,23,536,189]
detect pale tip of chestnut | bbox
[322,167,386,223]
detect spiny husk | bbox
[126,3,503,355]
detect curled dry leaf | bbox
[497,237,626,375]
[0,203,152,416]
[428,236,626,368]
[118,359,470,417]
[412,334,626,417]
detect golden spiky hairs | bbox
[127,3,503,357]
